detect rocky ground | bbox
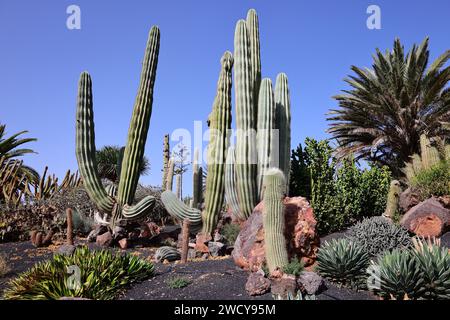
[1,231,449,300]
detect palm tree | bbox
[0,124,39,182]
[96,145,150,183]
[327,38,450,176]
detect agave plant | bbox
[316,239,370,289]
[3,246,154,300]
[369,249,424,300]
[328,38,450,176]
[412,237,450,300]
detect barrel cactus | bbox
[75,26,160,227]
[263,168,289,273]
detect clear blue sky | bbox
[1,0,449,196]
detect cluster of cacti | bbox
[0,157,27,206]
[382,180,402,220]
[30,230,53,247]
[161,134,170,190]
[75,26,160,227]
[403,134,449,182]
[225,9,292,221]
[161,190,202,233]
[346,216,411,257]
[154,246,181,262]
[202,51,233,234]
[263,168,289,273]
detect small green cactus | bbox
[263,168,289,273]
[383,180,401,220]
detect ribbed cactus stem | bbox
[66,208,74,245]
[176,174,181,199]
[161,190,202,233]
[203,51,233,235]
[117,25,160,207]
[154,246,181,262]
[234,19,258,219]
[246,9,261,123]
[420,134,440,169]
[256,78,275,199]
[263,168,289,273]
[166,158,175,191]
[75,72,115,213]
[162,134,170,190]
[383,180,401,220]
[192,148,201,209]
[275,73,291,194]
[180,219,190,264]
[225,146,244,220]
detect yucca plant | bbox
[3,246,154,300]
[328,38,450,177]
[412,237,450,300]
[316,239,370,289]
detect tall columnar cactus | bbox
[176,174,181,199]
[192,148,202,209]
[263,168,289,273]
[275,73,291,194]
[246,9,261,123]
[256,78,275,199]
[202,51,233,234]
[225,146,244,220]
[161,190,202,233]
[162,134,170,190]
[76,26,160,226]
[420,134,440,169]
[383,180,401,220]
[165,157,174,191]
[234,19,258,219]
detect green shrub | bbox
[316,239,370,289]
[167,277,191,289]
[411,161,450,201]
[3,246,154,300]
[300,138,391,234]
[282,259,304,276]
[221,223,240,246]
[346,217,411,257]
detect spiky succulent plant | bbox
[316,239,370,289]
[346,216,412,257]
[368,249,424,300]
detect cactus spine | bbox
[162,134,170,190]
[263,168,289,273]
[256,78,275,199]
[76,26,160,226]
[275,73,291,194]
[234,19,258,219]
[383,180,401,220]
[202,51,233,234]
[161,190,202,233]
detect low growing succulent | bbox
[3,246,154,300]
[368,249,424,300]
[316,239,370,289]
[282,259,304,277]
[346,216,412,257]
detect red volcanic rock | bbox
[232,197,320,272]
[245,272,271,296]
[400,198,450,237]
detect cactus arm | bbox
[256,78,275,199]
[225,146,244,220]
[275,73,291,194]
[234,19,258,218]
[155,246,181,262]
[75,72,115,213]
[161,190,202,233]
[246,9,261,123]
[122,195,156,220]
[117,26,160,206]
[202,51,233,235]
[263,168,289,273]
